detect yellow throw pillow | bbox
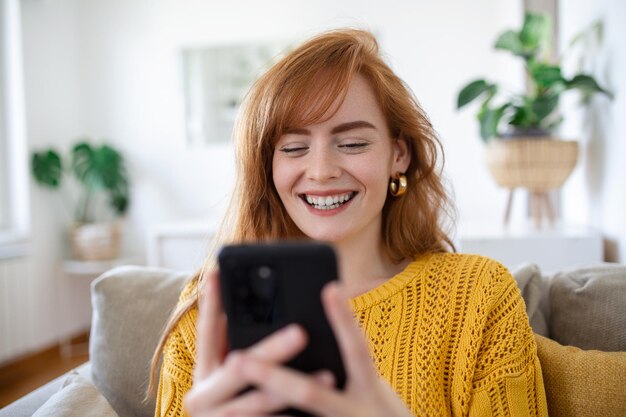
[534,334,626,417]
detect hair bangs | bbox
[263,38,363,142]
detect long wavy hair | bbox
[147,28,455,396]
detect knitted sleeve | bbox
[154,283,198,417]
[468,261,548,417]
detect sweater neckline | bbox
[350,252,434,311]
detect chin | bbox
[299,227,349,244]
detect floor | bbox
[0,333,89,408]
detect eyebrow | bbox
[284,120,377,135]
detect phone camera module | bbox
[250,266,276,301]
[230,265,279,325]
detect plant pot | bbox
[485,137,579,227]
[70,222,121,261]
[485,137,579,191]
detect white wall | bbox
[19,0,85,354]
[67,0,524,248]
[559,0,626,261]
[17,0,527,356]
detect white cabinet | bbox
[458,223,604,274]
[148,219,604,275]
[147,219,217,271]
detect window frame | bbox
[0,0,30,259]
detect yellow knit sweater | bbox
[155,253,548,416]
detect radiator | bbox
[0,255,34,364]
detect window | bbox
[0,0,29,258]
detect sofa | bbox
[2,262,625,417]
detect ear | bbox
[391,135,411,174]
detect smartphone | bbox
[218,242,346,414]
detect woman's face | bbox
[272,75,410,246]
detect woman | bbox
[150,29,548,416]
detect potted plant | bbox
[31,140,130,260]
[456,12,612,226]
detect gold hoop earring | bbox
[389,174,408,197]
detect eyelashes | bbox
[279,146,308,157]
[279,142,371,157]
[339,143,369,149]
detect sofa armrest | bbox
[0,362,91,417]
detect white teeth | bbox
[303,192,355,209]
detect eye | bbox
[339,142,368,148]
[338,142,370,152]
[278,146,309,157]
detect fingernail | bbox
[284,324,302,342]
[316,370,336,387]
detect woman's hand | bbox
[230,282,413,417]
[184,271,413,417]
[184,271,333,416]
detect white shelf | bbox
[63,256,141,275]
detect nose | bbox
[306,145,341,182]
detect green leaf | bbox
[494,30,524,56]
[457,79,495,109]
[31,150,63,188]
[519,13,551,55]
[478,103,509,141]
[110,189,129,215]
[509,105,532,128]
[531,94,559,123]
[565,74,613,98]
[530,62,564,90]
[71,141,130,216]
[72,142,97,188]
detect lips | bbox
[300,192,356,210]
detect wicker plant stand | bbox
[485,138,579,228]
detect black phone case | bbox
[218,242,346,416]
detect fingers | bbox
[238,355,356,417]
[190,324,308,408]
[186,380,288,417]
[194,270,224,381]
[186,368,335,417]
[322,282,377,384]
[246,323,308,362]
[311,369,336,389]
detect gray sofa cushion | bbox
[0,363,91,417]
[511,263,549,337]
[90,266,190,417]
[32,370,117,417]
[549,263,626,352]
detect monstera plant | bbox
[457,12,612,142]
[32,140,130,260]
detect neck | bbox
[334,231,410,298]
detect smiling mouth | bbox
[300,192,356,211]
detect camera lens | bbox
[249,265,276,301]
[258,266,272,279]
